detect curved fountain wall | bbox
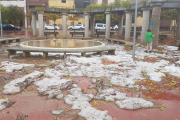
[20,39,105,50]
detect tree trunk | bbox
[54,20,55,33]
[73,20,75,32]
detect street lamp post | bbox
[132,0,138,60]
[0,0,3,38]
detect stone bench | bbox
[44,32,59,37]
[0,38,21,45]
[107,38,133,50]
[159,34,168,40]
[122,31,141,39]
[96,31,115,37]
[70,32,84,37]
[7,47,116,59]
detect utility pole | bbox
[132,0,138,60]
[0,0,3,38]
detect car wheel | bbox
[115,28,118,31]
[80,28,83,30]
[55,28,57,30]
[69,28,72,30]
[45,27,48,30]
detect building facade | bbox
[75,0,90,8]
[90,0,116,4]
[48,0,87,27]
[1,0,27,28]
[26,0,48,28]
[48,0,74,8]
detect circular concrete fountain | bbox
[20,39,105,50]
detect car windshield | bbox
[97,25,103,27]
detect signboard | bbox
[151,20,154,27]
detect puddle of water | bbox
[21,40,102,48]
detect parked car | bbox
[2,24,21,31]
[44,24,60,30]
[95,23,113,31]
[68,24,84,30]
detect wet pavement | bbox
[0,30,180,120]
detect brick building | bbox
[1,0,27,28]
[26,0,48,28]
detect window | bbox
[62,0,66,3]
[102,0,108,4]
[97,25,103,27]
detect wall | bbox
[75,0,90,8]
[48,0,86,27]
[90,0,116,4]
[107,0,115,4]
[26,0,48,28]
[49,0,75,8]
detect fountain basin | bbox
[20,39,105,50]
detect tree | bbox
[121,0,132,9]
[6,5,25,24]
[95,14,105,23]
[67,15,80,32]
[111,14,119,25]
[45,13,62,32]
[100,3,110,11]
[26,13,38,21]
[110,0,132,9]
[1,5,9,23]
[161,9,177,20]
[84,4,101,12]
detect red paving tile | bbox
[0,91,69,120]
[89,99,180,120]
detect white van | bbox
[95,23,106,31]
[95,23,113,31]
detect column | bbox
[105,11,111,39]
[118,15,123,37]
[31,13,37,36]
[176,10,180,39]
[62,13,67,38]
[151,6,162,48]
[84,12,89,38]
[90,14,95,37]
[125,11,132,41]
[141,8,151,45]
[24,6,27,28]
[37,11,44,38]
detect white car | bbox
[113,25,125,31]
[95,23,113,31]
[113,25,118,31]
[44,24,60,30]
[68,24,84,30]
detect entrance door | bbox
[20,20,23,27]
